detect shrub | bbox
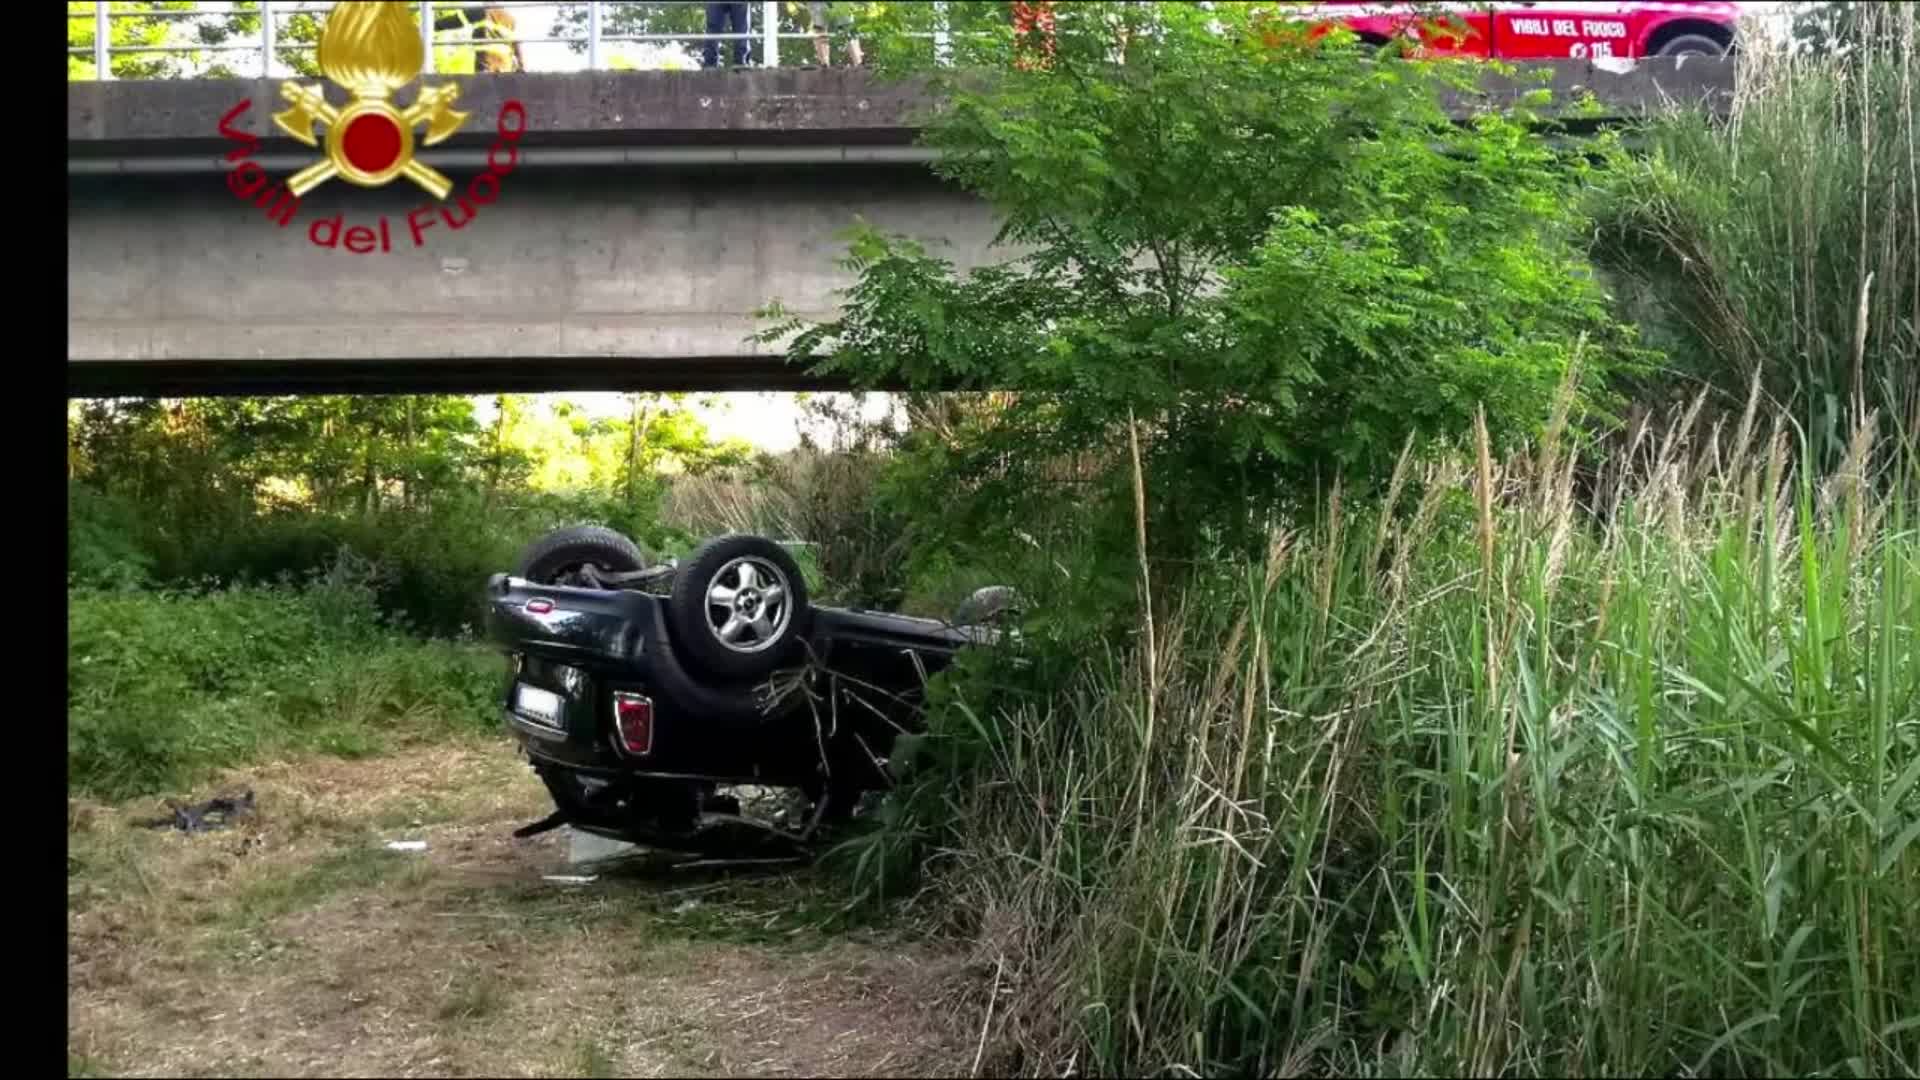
[667,441,911,609]
[1593,5,1920,466]
[68,486,154,590]
[767,5,1640,576]
[78,490,676,638]
[851,397,1920,1076]
[67,562,501,801]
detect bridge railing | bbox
[67,1,965,80]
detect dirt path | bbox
[68,742,980,1078]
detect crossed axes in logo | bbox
[274,82,467,200]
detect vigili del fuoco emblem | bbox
[273,1,468,199]
[214,0,527,251]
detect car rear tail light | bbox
[525,598,554,614]
[611,692,653,755]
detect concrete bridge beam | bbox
[67,63,1734,396]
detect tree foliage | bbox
[549,0,843,67]
[67,1,326,80]
[765,2,1635,571]
[1792,0,1909,56]
[548,1,1024,70]
[66,393,753,629]
[66,1,528,80]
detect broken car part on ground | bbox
[139,791,257,833]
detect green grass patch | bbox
[435,973,509,1023]
[568,1038,618,1079]
[68,578,503,801]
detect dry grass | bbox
[898,383,1919,1076]
[1594,5,1920,465]
[67,742,976,1079]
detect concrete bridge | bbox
[67,62,1733,396]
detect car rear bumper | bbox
[505,709,750,786]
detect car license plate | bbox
[513,683,564,729]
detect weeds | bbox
[436,972,509,1023]
[1595,4,1920,467]
[67,562,500,801]
[872,384,1919,1076]
[570,1038,617,1078]
[664,432,913,610]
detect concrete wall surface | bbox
[68,164,1005,391]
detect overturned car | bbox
[484,526,1015,855]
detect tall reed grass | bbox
[895,385,1918,1076]
[1595,4,1920,467]
[665,439,915,609]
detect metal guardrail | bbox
[67,1,958,79]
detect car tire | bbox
[1652,33,1727,59]
[514,524,649,585]
[954,585,1024,627]
[668,534,811,681]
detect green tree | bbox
[69,2,201,80]
[1791,0,1904,56]
[553,0,921,69]
[68,395,489,520]
[67,1,323,80]
[764,1,1634,572]
[552,1,733,65]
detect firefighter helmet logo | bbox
[273,2,468,200]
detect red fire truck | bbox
[1306,2,1745,60]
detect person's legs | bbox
[476,7,520,73]
[843,10,863,66]
[702,3,724,67]
[811,1,831,65]
[727,2,750,66]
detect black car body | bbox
[483,528,1007,853]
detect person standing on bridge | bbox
[703,2,754,68]
[792,1,865,68]
[434,6,527,73]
